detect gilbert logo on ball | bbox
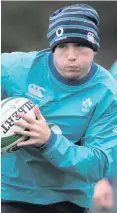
[1,97,35,154]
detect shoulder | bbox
[1,48,51,77]
[109,61,117,81]
[93,62,117,96]
[1,49,51,97]
[1,48,50,69]
[2,51,37,67]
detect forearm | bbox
[40,132,109,183]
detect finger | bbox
[96,194,113,210]
[15,120,29,129]
[34,105,44,120]
[17,139,34,147]
[17,138,40,147]
[94,197,102,209]
[100,198,113,209]
[18,113,35,124]
[102,194,113,209]
[15,120,37,131]
[14,130,38,138]
[17,141,29,147]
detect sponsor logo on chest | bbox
[26,84,46,102]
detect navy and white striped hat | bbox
[47,4,100,52]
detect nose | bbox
[67,47,77,61]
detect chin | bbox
[64,75,79,80]
[64,72,81,80]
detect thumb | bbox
[34,105,44,120]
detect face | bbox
[53,43,96,80]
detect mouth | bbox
[67,65,77,68]
[66,66,79,72]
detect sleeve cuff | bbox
[39,130,57,151]
[105,177,113,184]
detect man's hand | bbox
[93,178,113,210]
[15,105,51,147]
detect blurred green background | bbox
[1,1,117,69]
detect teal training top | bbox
[105,60,117,182]
[1,49,117,208]
[110,61,117,81]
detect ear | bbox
[94,51,97,56]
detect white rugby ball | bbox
[1,97,35,154]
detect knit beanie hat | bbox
[47,4,100,52]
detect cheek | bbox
[79,53,94,63]
[85,51,94,61]
[54,54,65,68]
[77,56,93,69]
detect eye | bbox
[57,44,67,48]
[75,43,85,48]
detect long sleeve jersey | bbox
[1,49,117,207]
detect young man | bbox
[93,61,117,210]
[1,4,117,213]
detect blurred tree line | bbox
[1,1,117,69]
